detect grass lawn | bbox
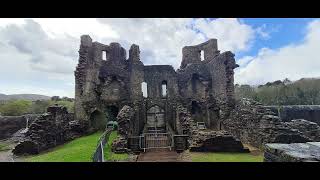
[191,152,264,162]
[104,131,128,161]
[0,142,10,151]
[25,131,103,162]
[24,130,129,162]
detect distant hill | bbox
[0,93,51,101]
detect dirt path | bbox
[0,140,15,162]
[136,148,190,162]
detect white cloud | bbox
[237,56,254,67]
[0,18,256,97]
[255,23,281,40]
[192,18,255,52]
[235,19,320,85]
[97,18,255,68]
[255,24,271,40]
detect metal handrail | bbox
[92,128,113,162]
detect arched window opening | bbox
[105,105,119,122]
[90,110,106,130]
[200,50,204,61]
[141,82,148,97]
[161,80,167,97]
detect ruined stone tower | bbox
[74,35,238,150]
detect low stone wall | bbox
[0,114,40,140]
[264,142,320,162]
[265,105,320,125]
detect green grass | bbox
[191,152,263,162]
[104,131,128,161]
[24,130,129,162]
[25,131,103,162]
[0,143,10,151]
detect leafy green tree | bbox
[0,100,32,116]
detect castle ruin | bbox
[74,35,239,151]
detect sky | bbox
[0,18,319,98]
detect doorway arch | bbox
[90,110,106,130]
[146,105,165,131]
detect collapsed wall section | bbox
[223,98,312,148]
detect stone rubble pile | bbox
[12,105,84,155]
[284,119,320,141]
[223,98,312,148]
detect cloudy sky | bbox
[0,18,319,97]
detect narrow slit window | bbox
[161,80,167,97]
[200,50,204,61]
[102,51,107,61]
[141,82,148,97]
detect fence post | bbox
[100,139,104,162]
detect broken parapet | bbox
[264,142,320,162]
[180,39,220,69]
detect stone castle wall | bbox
[74,35,238,135]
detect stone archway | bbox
[105,105,119,122]
[90,110,106,130]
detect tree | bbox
[30,100,51,114]
[0,100,32,116]
[51,96,60,101]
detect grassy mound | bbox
[25,131,103,162]
[190,152,263,162]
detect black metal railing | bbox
[92,128,113,162]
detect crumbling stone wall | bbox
[223,98,312,148]
[111,105,134,153]
[0,114,39,140]
[74,35,238,134]
[265,105,320,125]
[180,39,220,69]
[12,105,83,155]
[284,119,320,141]
[74,35,240,152]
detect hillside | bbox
[235,78,320,105]
[0,94,51,101]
